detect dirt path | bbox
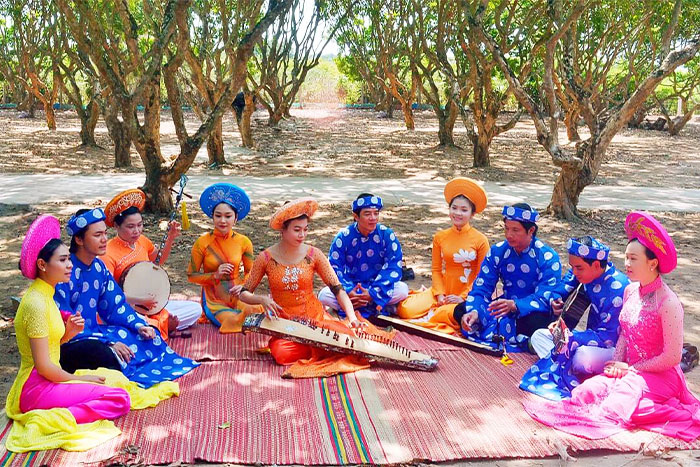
[2,108,698,188]
[3,174,700,212]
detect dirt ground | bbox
[1,108,699,465]
[1,107,699,187]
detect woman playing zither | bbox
[238,198,394,378]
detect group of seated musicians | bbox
[7,177,700,449]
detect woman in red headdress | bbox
[101,189,200,341]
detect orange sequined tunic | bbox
[244,245,392,378]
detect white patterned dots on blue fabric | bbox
[462,236,561,353]
[520,263,630,400]
[66,208,106,236]
[54,255,199,387]
[567,237,610,262]
[328,222,403,318]
[502,205,540,223]
[352,195,383,212]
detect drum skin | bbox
[120,262,171,316]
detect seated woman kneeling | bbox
[7,216,129,437]
[101,189,200,341]
[397,178,489,335]
[188,183,263,333]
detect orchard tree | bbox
[470,0,700,219]
[57,0,294,211]
[250,0,341,126]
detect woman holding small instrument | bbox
[101,189,200,341]
[187,183,263,334]
[525,212,700,441]
[397,178,489,335]
[6,215,130,450]
[238,198,394,378]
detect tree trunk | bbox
[141,163,173,213]
[104,105,132,168]
[207,118,226,166]
[547,143,596,220]
[627,108,646,128]
[400,100,415,130]
[79,100,100,147]
[19,94,36,117]
[268,106,285,126]
[42,101,57,130]
[548,164,585,220]
[564,107,581,142]
[472,134,491,168]
[667,108,695,136]
[377,94,393,117]
[237,93,255,148]
[375,93,387,112]
[437,101,458,146]
[112,127,132,168]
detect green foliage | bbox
[297,58,342,103]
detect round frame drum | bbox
[120,262,171,316]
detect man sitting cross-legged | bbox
[318,193,408,318]
[455,203,562,352]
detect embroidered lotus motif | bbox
[453,249,476,264]
[453,249,477,284]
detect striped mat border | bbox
[2,341,700,464]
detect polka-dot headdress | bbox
[502,205,540,223]
[567,237,610,262]
[352,195,383,213]
[66,208,106,236]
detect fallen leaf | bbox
[218,422,231,429]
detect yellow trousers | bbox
[397,288,460,335]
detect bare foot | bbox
[168,315,180,334]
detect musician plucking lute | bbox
[520,236,630,401]
[101,188,200,342]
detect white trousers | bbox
[530,328,615,375]
[317,282,409,312]
[165,300,201,330]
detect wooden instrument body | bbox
[369,314,504,356]
[119,261,171,316]
[561,283,592,329]
[242,313,439,371]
